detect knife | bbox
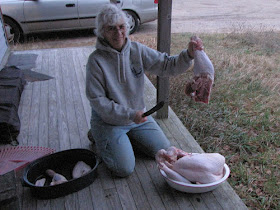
[142,101,165,117]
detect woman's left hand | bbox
[188,36,204,58]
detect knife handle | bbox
[141,101,165,117]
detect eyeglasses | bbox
[105,24,126,33]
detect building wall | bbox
[0,6,9,69]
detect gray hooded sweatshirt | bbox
[86,38,193,125]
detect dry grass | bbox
[12,29,280,209]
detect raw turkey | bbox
[72,161,91,179]
[156,146,225,184]
[46,169,68,186]
[185,36,215,104]
[35,178,46,187]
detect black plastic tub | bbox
[22,148,99,199]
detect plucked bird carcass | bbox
[72,161,92,179]
[185,36,215,104]
[46,169,68,186]
[156,146,225,184]
[35,178,46,187]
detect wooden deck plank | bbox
[71,48,92,149]
[95,162,126,209]
[76,187,94,210]
[88,174,109,210]
[73,47,92,127]
[169,191,195,210]
[50,197,66,210]
[47,50,60,151]
[64,193,80,210]
[98,162,116,191]
[212,183,247,210]
[38,52,50,148]
[28,60,41,147]
[103,188,123,210]
[54,49,71,151]
[163,112,203,153]
[6,46,247,210]
[36,199,51,210]
[199,192,223,210]
[113,177,137,210]
[60,49,81,149]
[134,158,167,209]
[144,159,182,210]
[22,189,36,210]
[126,168,152,210]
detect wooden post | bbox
[156,0,172,118]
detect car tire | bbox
[125,10,139,34]
[3,17,22,44]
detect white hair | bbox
[96,4,130,38]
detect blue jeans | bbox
[90,109,170,177]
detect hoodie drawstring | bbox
[118,53,126,83]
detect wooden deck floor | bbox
[10,47,247,209]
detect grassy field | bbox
[13,29,280,209]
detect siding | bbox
[0,6,9,69]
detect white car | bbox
[0,0,158,43]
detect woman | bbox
[86,4,203,177]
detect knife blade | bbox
[142,101,165,117]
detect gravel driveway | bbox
[139,0,280,34]
[171,0,280,33]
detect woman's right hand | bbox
[134,111,148,124]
